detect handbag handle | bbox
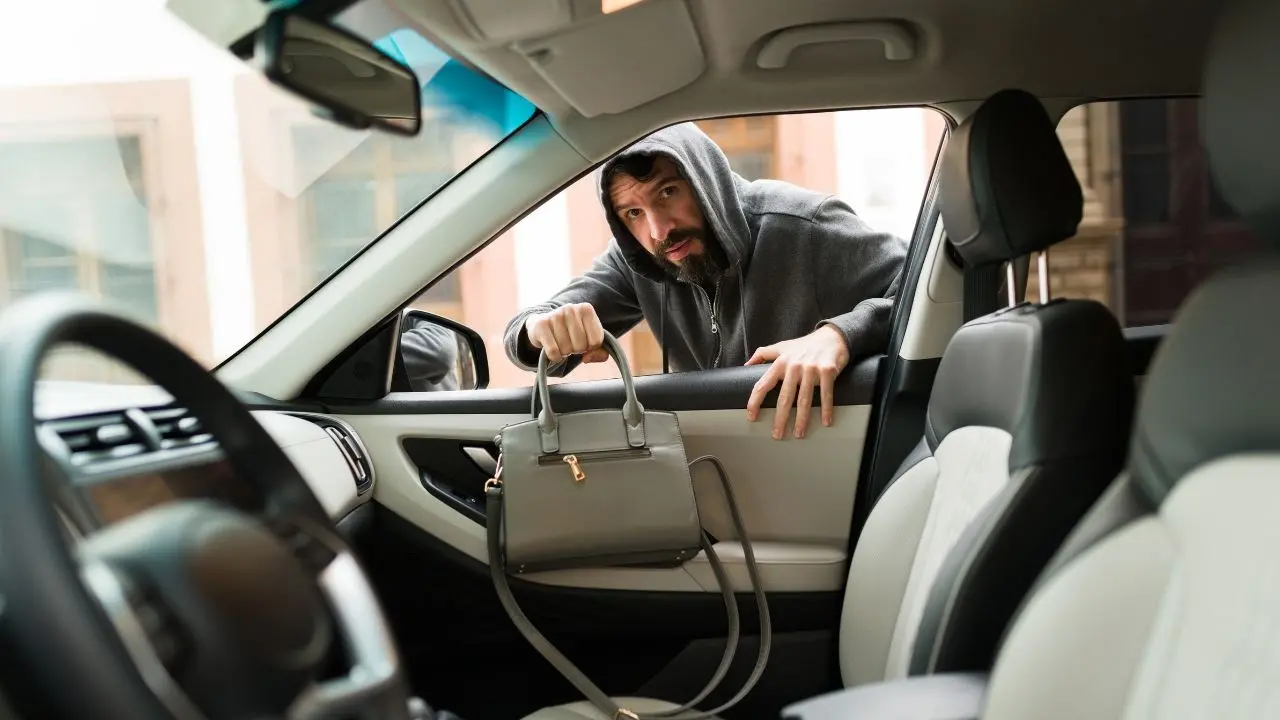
[535,331,646,449]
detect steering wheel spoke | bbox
[288,551,408,720]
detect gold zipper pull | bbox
[563,454,586,483]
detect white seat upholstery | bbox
[523,90,1137,718]
[984,3,1280,714]
[984,260,1280,718]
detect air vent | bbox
[144,406,215,450]
[323,423,373,495]
[290,414,374,495]
[44,412,148,466]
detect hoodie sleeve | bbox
[808,197,909,361]
[502,242,645,377]
[399,316,459,391]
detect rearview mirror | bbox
[256,11,422,136]
[393,310,489,392]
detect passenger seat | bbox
[838,88,1134,686]
[524,89,1135,719]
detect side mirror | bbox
[256,11,422,136]
[393,310,489,392]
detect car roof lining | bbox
[389,0,1217,160]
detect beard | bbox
[653,228,721,285]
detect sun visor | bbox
[513,0,705,117]
[450,0,574,43]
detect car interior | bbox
[0,0,1275,718]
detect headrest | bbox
[926,299,1133,470]
[940,89,1084,267]
[1203,0,1280,239]
[1129,259,1280,505]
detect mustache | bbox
[654,228,703,256]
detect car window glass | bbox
[406,108,947,388]
[1037,98,1265,326]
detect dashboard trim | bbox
[284,411,377,497]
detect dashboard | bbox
[83,458,254,526]
[35,381,374,531]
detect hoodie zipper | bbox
[695,279,724,369]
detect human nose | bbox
[646,212,675,245]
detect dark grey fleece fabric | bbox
[503,122,908,376]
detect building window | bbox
[0,134,158,324]
[1044,98,1264,327]
[696,116,777,180]
[1118,99,1172,227]
[294,125,462,315]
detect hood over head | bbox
[595,122,754,284]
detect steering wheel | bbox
[0,293,412,720]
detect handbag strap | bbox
[485,455,771,720]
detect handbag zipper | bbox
[536,447,653,483]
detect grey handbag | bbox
[484,332,771,719]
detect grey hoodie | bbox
[503,122,908,376]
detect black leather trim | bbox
[900,298,1133,676]
[852,357,940,560]
[925,299,1134,469]
[1123,325,1165,376]
[996,473,1154,654]
[780,673,987,720]
[878,436,933,501]
[911,451,1129,677]
[1203,0,1280,239]
[1129,259,1280,505]
[326,355,880,416]
[939,89,1083,267]
[1028,473,1153,593]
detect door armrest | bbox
[781,673,987,720]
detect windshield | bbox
[0,0,536,383]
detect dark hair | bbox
[606,152,660,185]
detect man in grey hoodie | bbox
[502,122,907,439]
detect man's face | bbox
[608,156,716,283]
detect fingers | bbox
[820,365,837,427]
[582,349,609,363]
[535,304,606,363]
[564,306,588,354]
[772,363,801,440]
[547,312,572,363]
[794,366,817,438]
[745,345,778,366]
[582,304,605,351]
[747,363,782,422]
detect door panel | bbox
[332,358,879,718]
[339,357,878,594]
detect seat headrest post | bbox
[1037,252,1050,304]
[1004,263,1017,307]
